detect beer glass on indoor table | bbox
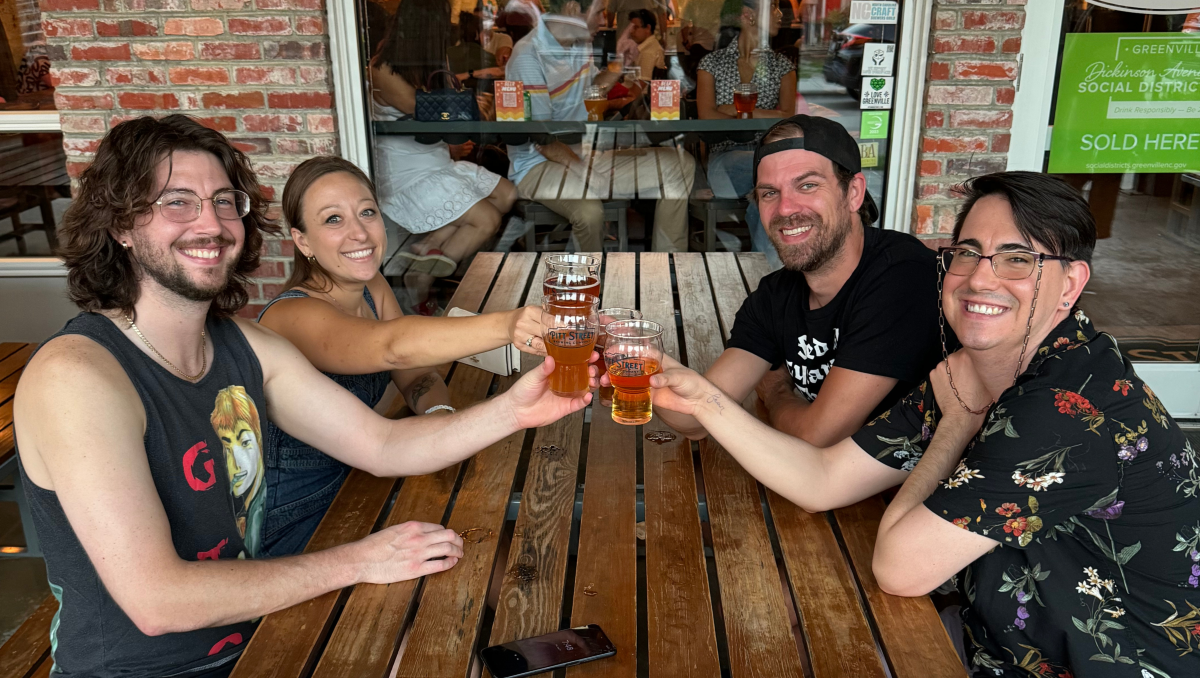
[541,292,600,398]
[544,254,601,298]
[585,85,607,122]
[596,308,642,406]
[603,320,664,425]
[734,82,758,119]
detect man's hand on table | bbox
[349,521,464,584]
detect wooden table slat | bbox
[703,253,747,342]
[0,343,28,361]
[300,254,523,678]
[735,253,773,294]
[558,126,596,201]
[533,162,567,203]
[638,252,721,678]
[0,344,35,384]
[586,129,615,200]
[610,151,638,200]
[833,497,967,678]
[392,254,539,678]
[634,148,661,200]
[676,253,805,678]
[768,494,888,678]
[0,594,56,678]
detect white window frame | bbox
[883,0,933,233]
[327,0,371,172]
[0,111,65,274]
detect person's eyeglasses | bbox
[155,190,251,224]
[939,246,1071,280]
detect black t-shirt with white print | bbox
[727,226,944,421]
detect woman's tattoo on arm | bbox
[408,373,440,409]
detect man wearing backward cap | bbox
[655,114,944,447]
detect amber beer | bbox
[602,320,665,425]
[608,357,661,424]
[543,254,601,298]
[733,83,758,119]
[585,85,607,122]
[596,308,642,405]
[542,292,599,398]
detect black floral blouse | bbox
[853,310,1200,677]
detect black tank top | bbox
[18,312,267,678]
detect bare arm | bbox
[243,319,591,477]
[695,70,732,120]
[650,366,908,511]
[370,62,416,116]
[652,348,771,439]
[756,365,898,448]
[258,276,544,375]
[13,337,464,636]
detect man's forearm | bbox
[653,407,708,439]
[137,543,359,635]
[879,415,979,532]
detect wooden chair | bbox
[514,199,629,252]
[0,189,59,256]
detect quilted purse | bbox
[414,70,480,122]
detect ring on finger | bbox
[525,336,534,347]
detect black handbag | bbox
[414,70,480,122]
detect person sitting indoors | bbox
[449,11,502,81]
[255,156,548,557]
[505,9,695,252]
[628,9,665,81]
[649,170,1200,676]
[653,115,943,448]
[697,0,796,269]
[370,0,517,314]
[14,115,590,678]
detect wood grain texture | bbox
[676,253,804,678]
[392,254,541,678]
[228,472,397,678]
[0,594,56,678]
[307,254,530,678]
[0,343,26,361]
[566,251,638,678]
[735,253,773,295]
[638,253,720,678]
[768,494,887,678]
[833,497,967,678]
[0,344,32,382]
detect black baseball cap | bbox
[752,114,879,225]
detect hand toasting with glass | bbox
[596,308,642,407]
[603,320,665,425]
[541,292,600,399]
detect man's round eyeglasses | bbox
[939,246,1071,281]
[155,190,251,223]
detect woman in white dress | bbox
[370,0,517,314]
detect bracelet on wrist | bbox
[424,404,456,415]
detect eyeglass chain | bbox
[936,259,1044,416]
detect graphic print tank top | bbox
[19,312,267,678]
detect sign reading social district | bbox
[1048,33,1200,173]
[849,0,898,24]
[859,76,893,109]
[861,43,895,77]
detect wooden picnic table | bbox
[222,250,965,678]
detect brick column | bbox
[41,0,338,318]
[913,0,1025,244]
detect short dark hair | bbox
[760,120,874,225]
[629,9,656,32]
[952,172,1096,265]
[57,114,276,318]
[281,156,378,294]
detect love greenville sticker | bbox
[860,76,894,110]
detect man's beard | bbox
[129,233,238,302]
[768,206,854,273]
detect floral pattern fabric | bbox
[853,310,1200,677]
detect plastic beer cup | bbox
[544,254,601,298]
[603,320,665,425]
[596,308,643,406]
[733,82,758,119]
[542,292,599,398]
[585,85,607,122]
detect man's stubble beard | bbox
[129,231,239,303]
[768,203,854,274]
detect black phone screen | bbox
[479,624,616,678]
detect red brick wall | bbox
[913,0,1025,243]
[41,0,337,318]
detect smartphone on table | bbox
[479,624,616,678]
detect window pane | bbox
[0,132,70,257]
[0,0,55,113]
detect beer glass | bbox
[585,85,607,122]
[734,82,758,119]
[596,308,643,406]
[542,292,600,398]
[544,254,601,298]
[603,320,664,425]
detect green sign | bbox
[1048,33,1200,174]
[860,111,889,139]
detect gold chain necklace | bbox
[124,313,207,382]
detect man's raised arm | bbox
[650,366,908,511]
[14,336,465,636]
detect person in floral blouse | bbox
[649,171,1199,676]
